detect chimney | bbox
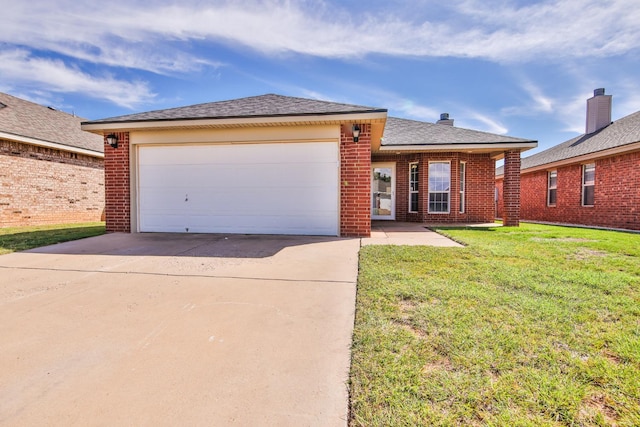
[437,113,454,126]
[586,88,612,134]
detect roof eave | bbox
[378,141,537,154]
[81,111,388,132]
[518,140,640,175]
[0,130,104,158]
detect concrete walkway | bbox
[362,221,465,247]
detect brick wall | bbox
[340,124,371,237]
[372,152,496,223]
[0,139,104,227]
[516,151,640,230]
[104,132,130,232]
[495,176,504,218]
[502,150,521,226]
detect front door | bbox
[371,163,395,220]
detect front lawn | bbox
[0,222,105,255]
[350,223,640,426]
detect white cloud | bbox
[1,0,638,109]
[0,49,155,108]
[2,0,638,68]
[390,99,440,122]
[503,79,555,116]
[460,111,509,134]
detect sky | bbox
[1,0,639,157]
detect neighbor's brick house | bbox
[496,89,640,231]
[0,92,105,227]
[82,94,535,237]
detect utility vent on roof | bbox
[436,113,454,126]
[586,88,612,134]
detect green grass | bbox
[0,222,106,255]
[350,223,640,426]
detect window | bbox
[547,170,557,206]
[409,162,419,213]
[582,163,595,206]
[428,161,450,213]
[459,162,466,213]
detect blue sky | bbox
[1,0,638,157]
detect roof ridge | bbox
[83,93,386,125]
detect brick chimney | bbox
[437,113,454,126]
[586,88,612,134]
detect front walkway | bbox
[362,221,499,246]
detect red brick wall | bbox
[372,152,496,223]
[496,177,504,218]
[340,124,371,237]
[502,150,521,226]
[517,151,640,230]
[104,132,130,232]
[0,139,104,227]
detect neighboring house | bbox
[0,92,105,227]
[82,94,536,237]
[496,89,640,231]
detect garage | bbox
[137,142,339,235]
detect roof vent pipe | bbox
[586,88,612,134]
[437,113,454,126]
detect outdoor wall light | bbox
[106,133,118,148]
[352,125,361,142]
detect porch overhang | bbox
[377,142,538,158]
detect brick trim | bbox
[340,124,371,237]
[503,150,521,226]
[104,132,130,232]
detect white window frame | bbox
[459,161,466,214]
[428,161,451,214]
[547,170,557,207]
[409,162,419,213]
[582,163,595,207]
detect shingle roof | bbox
[382,117,535,146]
[84,94,386,124]
[516,110,640,172]
[0,92,103,154]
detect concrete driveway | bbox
[0,233,360,426]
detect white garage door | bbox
[138,142,339,235]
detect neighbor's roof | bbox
[497,109,640,175]
[0,92,103,155]
[84,94,387,124]
[382,117,536,146]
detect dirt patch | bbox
[399,299,418,312]
[396,321,429,340]
[421,358,453,374]
[577,394,619,426]
[571,248,609,260]
[602,349,623,365]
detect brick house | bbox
[496,89,640,231]
[0,92,105,227]
[82,94,536,237]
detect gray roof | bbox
[496,109,640,175]
[382,117,535,146]
[519,110,640,171]
[0,92,103,154]
[84,94,386,124]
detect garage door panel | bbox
[138,143,339,235]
